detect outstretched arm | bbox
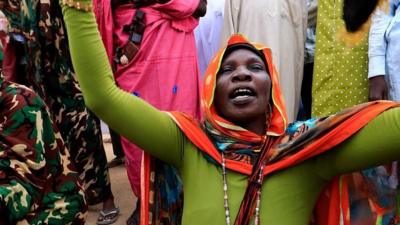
[316,107,400,179]
[62,7,184,166]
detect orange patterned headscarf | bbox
[201,34,288,142]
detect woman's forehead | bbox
[222,49,264,64]
[222,46,266,65]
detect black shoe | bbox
[108,156,125,168]
[126,201,140,225]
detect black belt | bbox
[112,0,170,69]
[113,9,145,67]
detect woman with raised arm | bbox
[61,2,400,224]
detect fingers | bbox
[368,75,389,101]
[368,90,389,101]
[369,93,383,101]
[384,88,389,100]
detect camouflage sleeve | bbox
[0,0,82,97]
[0,78,86,225]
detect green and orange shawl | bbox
[140,35,399,225]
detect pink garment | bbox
[94,0,201,197]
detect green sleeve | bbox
[316,107,400,179]
[62,7,184,166]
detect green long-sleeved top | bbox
[62,7,400,225]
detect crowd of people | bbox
[0,0,400,225]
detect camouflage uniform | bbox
[0,0,112,204]
[0,76,87,224]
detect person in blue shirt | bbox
[368,0,400,101]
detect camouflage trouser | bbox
[0,180,86,225]
[50,95,112,205]
[0,0,112,206]
[0,78,87,224]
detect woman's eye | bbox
[250,64,264,71]
[220,66,233,74]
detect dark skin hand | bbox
[192,0,207,18]
[369,75,388,101]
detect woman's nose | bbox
[231,67,252,82]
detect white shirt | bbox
[369,0,400,100]
[194,0,225,77]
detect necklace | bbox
[221,152,264,225]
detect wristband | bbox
[60,0,93,12]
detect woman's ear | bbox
[343,0,379,32]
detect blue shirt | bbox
[369,0,400,100]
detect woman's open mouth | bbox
[229,87,256,104]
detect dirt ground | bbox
[86,135,137,225]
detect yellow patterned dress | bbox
[312,2,399,225]
[312,0,369,118]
